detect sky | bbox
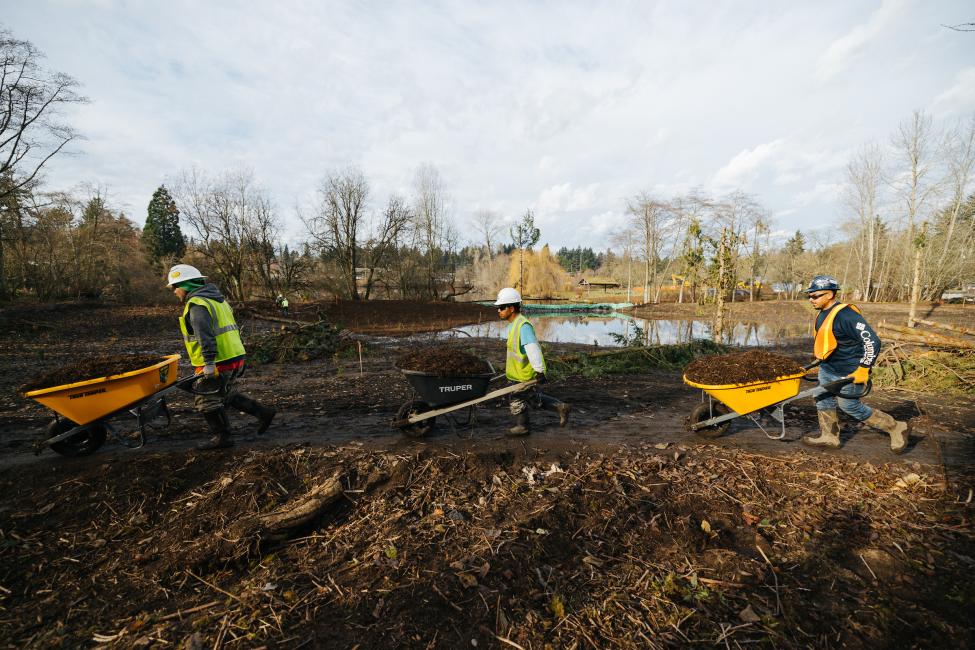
[4,0,974,250]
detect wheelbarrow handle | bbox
[173,375,222,395]
[174,375,198,392]
[820,377,872,398]
[821,377,853,394]
[803,359,822,371]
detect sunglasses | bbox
[808,292,830,300]
[497,305,510,311]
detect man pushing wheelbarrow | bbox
[801,275,909,453]
[684,275,910,454]
[167,264,276,450]
[494,287,570,436]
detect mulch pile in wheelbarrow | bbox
[684,349,805,385]
[396,348,491,376]
[19,354,167,393]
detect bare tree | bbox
[844,144,885,300]
[0,30,86,200]
[471,209,502,259]
[174,167,277,302]
[361,194,412,299]
[303,167,369,301]
[243,191,280,298]
[626,193,670,305]
[412,163,455,298]
[891,110,940,323]
[745,210,771,302]
[928,115,975,298]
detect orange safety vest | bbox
[813,303,862,360]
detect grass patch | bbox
[549,339,726,378]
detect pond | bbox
[448,314,812,347]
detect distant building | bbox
[578,277,621,293]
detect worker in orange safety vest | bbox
[802,275,909,453]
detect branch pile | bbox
[874,319,975,394]
[247,318,343,364]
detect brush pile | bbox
[1,445,971,648]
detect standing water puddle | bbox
[447,314,811,347]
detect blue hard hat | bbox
[803,275,840,293]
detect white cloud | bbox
[712,139,784,189]
[816,0,907,82]
[535,182,604,214]
[929,67,975,117]
[794,182,844,207]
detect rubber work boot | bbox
[803,409,841,449]
[555,402,572,427]
[197,409,233,450]
[864,409,910,454]
[229,394,276,434]
[507,411,530,437]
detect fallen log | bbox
[879,322,975,349]
[256,470,344,533]
[912,319,975,338]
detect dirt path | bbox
[6,356,971,478]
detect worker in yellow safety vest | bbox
[495,287,571,436]
[802,275,909,453]
[167,264,276,450]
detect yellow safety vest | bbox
[506,314,544,381]
[813,303,861,360]
[179,296,246,367]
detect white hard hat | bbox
[494,287,521,306]
[166,264,205,288]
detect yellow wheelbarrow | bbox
[22,354,200,457]
[683,361,867,440]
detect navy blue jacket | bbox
[815,304,881,375]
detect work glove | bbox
[203,364,218,377]
[847,366,870,385]
[535,372,547,385]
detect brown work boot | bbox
[507,412,530,437]
[803,409,841,449]
[555,402,571,427]
[864,409,910,454]
[197,409,233,450]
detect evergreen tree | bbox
[509,209,541,290]
[143,185,185,266]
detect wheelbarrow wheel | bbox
[47,418,108,457]
[688,402,732,438]
[396,400,435,438]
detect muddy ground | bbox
[0,300,973,648]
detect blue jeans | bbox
[816,366,872,421]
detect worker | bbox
[167,264,276,450]
[277,293,290,316]
[802,275,909,453]
[495,287,571,435]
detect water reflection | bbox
[452,315,811,347]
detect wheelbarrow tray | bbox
[683,370,807,415]
[23,354,181,426]
[400,369,495,407]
